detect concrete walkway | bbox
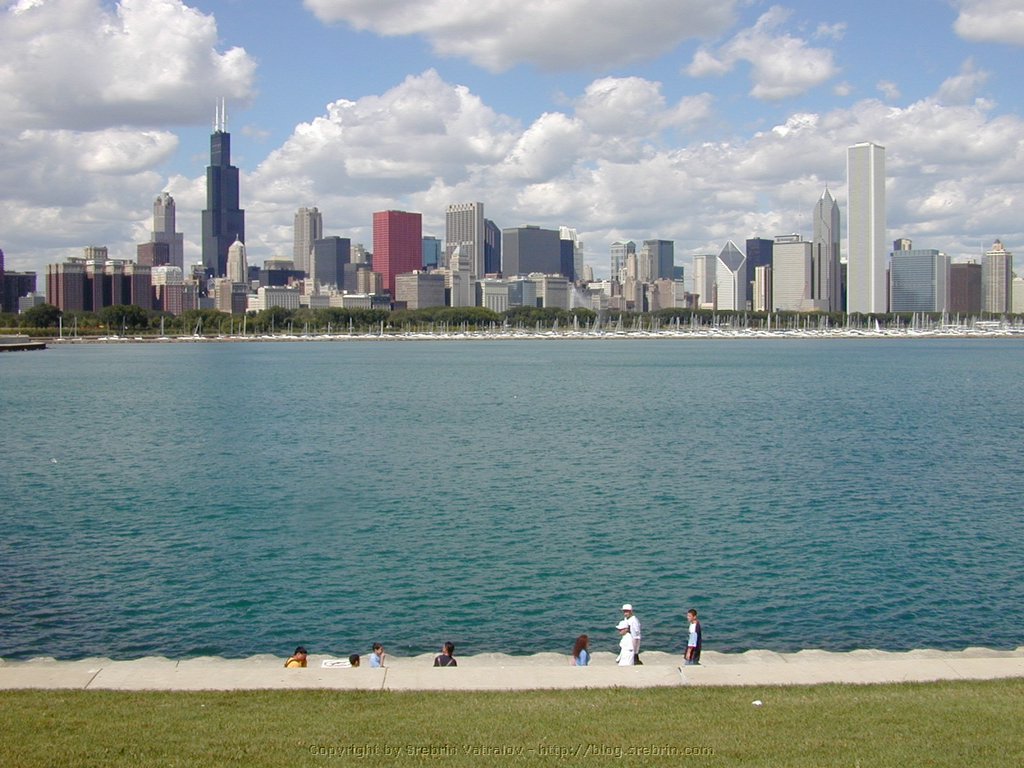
[2,648,1023,691]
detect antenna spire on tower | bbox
[213,98,227,132]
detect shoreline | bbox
[40,327,1024,343]
[4,647,1023,691]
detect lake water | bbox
[1,338,1022,660]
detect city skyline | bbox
[1,1,1023,281]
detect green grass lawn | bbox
[2,681,1022,767]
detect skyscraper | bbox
[502,226,561,276]
[890,249,949,313]
[310,236,350,289]
[445,203,485,280]
[201,100,245,277]
[950,262,982,314]
[714,241,746,311]
[772,234,814,311]
[745,238,773,308]
[610,241,635,282]
[982,239,1013,313]
[153,192,184,270]
[812,188,841,311]
[293,207,323,276]
[373,210,422,297]
[226,237,248,285]
[561,227,584,281]
[847,142,886,314]
[642,240,674,281]
[692,254,716,307]
[484,219,502,275]
[422,236,442,269]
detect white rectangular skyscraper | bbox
[847,143,886,314]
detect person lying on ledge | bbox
[433,641,457,667]
[284,646,308,668]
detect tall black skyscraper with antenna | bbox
[201,99,245,277]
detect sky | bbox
[1,0,1023,283]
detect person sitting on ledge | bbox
[369,643,385,668]
[433,641,457,667]
[571,634,590,666]
[349,654,361,667]
[284,646,308,668]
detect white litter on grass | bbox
[752,700,763,707]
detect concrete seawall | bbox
[3,648,1023,691]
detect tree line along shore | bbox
[5,302,1024,338]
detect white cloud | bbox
[235,70,1024,280]
[303,0,736,71]
[686,6,839,100]
[252,70,518,199]
[814,22,847,41]
[0,0,256,131]
[936,58,991,104]
[877,80,902,101]
[5,63,1024,286]
[953,0,1024,45]
[0,0,257,272]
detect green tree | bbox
[98,304,150,332]
[253,305,295,333]
[19,303,63,329]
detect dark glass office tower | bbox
[201,101,245,277]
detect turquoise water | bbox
[1,339,1022,660]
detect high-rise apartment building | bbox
[0,247,37,314]
[152,192,184,270]
[812,188,841,311]
[46,259,86,312]
[46,255,151,312]
[201,101,245,277]
[889,249,949,313]
[151,265,184,315]
[982,239,1013,313]
[136,242,170,267]
[610,241,635,282]
[293,207,323,276]
[847,142,887,314]
[445,203,485,280]
[373,210,422,297]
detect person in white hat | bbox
[615,620,635,666]
[621,604,642,664]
